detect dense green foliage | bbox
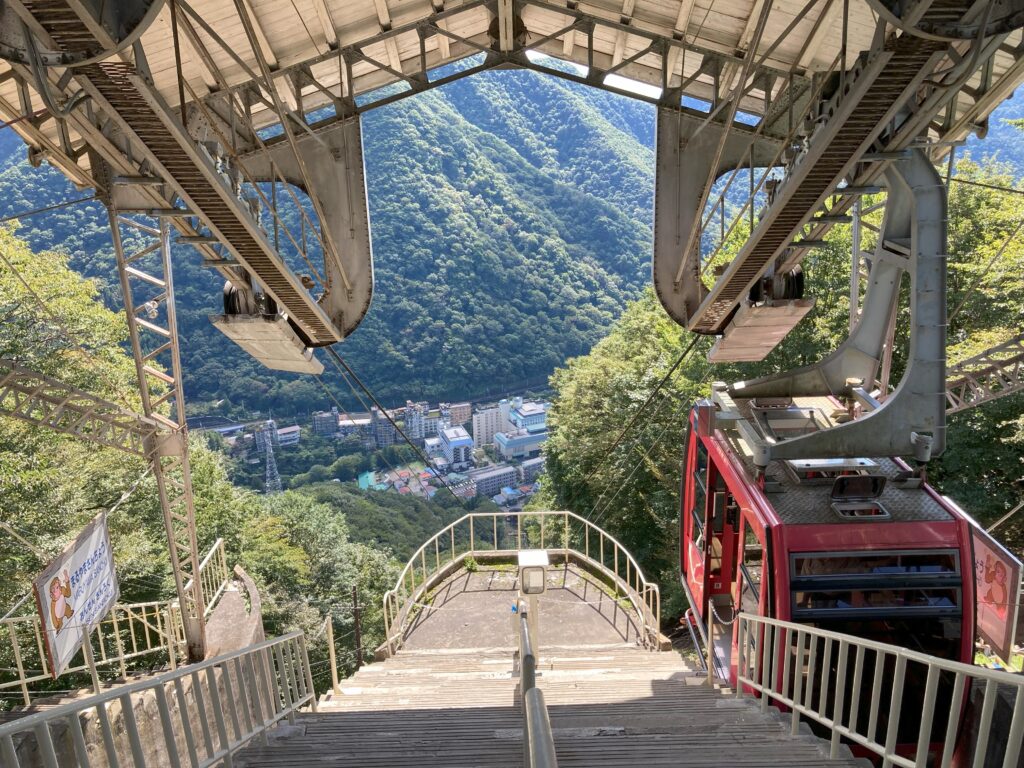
[543,155,1024,622]
[0,69,655,418]
[297,483,469,560]
[222,429,418,491]
[0,233,401,690]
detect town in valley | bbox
[194,396,549,507]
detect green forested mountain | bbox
[0,69,655,417]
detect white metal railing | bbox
[186,537,232,619]
[0,538,232,705]
[1,600,184,706]
[736,613,1024,768]
[0,632,316,768]
[382,510,661,654]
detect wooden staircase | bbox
[234,644,868,767]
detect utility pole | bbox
[352,585,363,670]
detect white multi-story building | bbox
[466,464,518,498]
[472,406,504,448]
[406,401,444,442]
[439,426,473,467]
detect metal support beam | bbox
[664,0,696,85]
[652,105,784,327]
[946,334,1024,414]
[313,0,338,49]
[240,116,373,338]
[0,360,156,456]
[730,149,947,465]
[107,204,206,662]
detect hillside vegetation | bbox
[0,230,405,686]
[0,69,655,417]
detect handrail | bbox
[381,510,661,655]
[1,538,233,705]
[0,631,316,768]
[519,604,558,768]
[0,600,183,703]
[519,604,537,694]
[184,537,232,618]
[735,613,1024,768]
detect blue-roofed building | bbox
[509,400,548,431]
[494,400,549,460]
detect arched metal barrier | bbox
[381,510,661,655]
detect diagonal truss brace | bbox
[946,333,1024,414]
[0,360,157,456]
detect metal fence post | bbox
[326,619,339,694]
[8,624,30,706]
[110,608,128,680]
[563,513,569,564]
[706,616,715,687]
[352,586,363,671]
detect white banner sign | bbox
[32,512,119,677]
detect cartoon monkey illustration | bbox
[48,570,74,633]
[983,556,1009,621]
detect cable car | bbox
[680,389,977,754]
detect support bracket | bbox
[729,148,947,464]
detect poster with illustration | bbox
[32,512,119,677]
[972,523,1022,664]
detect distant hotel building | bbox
[339,412,372,439]
[439,426,473,467]
[520,456,546,483]
[472,405,504,448]
[312,407,339,436]
[276,424,301,447]
[371,407,397,448]
[494,398,549,460]
[446,402,472,426]
[405,401,444,442]
[466,464,518,498]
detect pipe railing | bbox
[519,602,557,768]
[0,631,316,768]
[1,600,182,704]
[1,538,233,705]
[736,613,1024,768]
[185,537,232,619]
[381,510,661,655]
